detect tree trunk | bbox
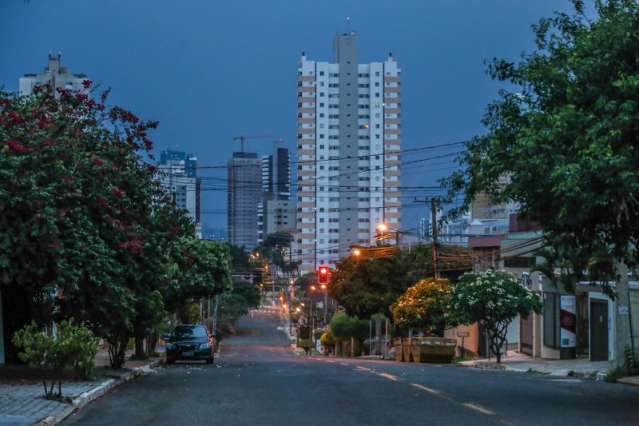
[134,337,146,360]
[147,333,158,357]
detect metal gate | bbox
[520,314,534,356]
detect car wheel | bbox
[206,357,213,364]
[166,358,175,365]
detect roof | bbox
[469,235,504,249]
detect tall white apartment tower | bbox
[295,32,401,274]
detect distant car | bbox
[165,325,214,364]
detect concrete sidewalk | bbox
[460,351,613,379]
[0,351,161,426]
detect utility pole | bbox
[431,198,439,278]
[414,197,439,278]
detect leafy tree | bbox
[0,83,233,367]
[448,0,639,290]
[450,270,541,362]
[329,312,369,356]
[254,231,298,274]
[391,278,453,337]
[329,246,435,319]
[232,280,261,309]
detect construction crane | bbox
[233,135,282,153]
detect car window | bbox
[172,326,208,339]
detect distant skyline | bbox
[0,0,577,231]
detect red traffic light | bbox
[317,267,330,284]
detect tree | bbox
[450,270,541,362]
[329,312,369,356]
[391,278,453,337]
[0,83,233,367]
[447,0,639,289]
[329,245,442,319]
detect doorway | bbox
[590,300,608,361]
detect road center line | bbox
[410,383,440,394]
[462,402,495,416]
[377,372,399,381]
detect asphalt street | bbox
[64,308,639,426]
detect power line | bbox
[193,140,466,170]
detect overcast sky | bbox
[0,0,576,231]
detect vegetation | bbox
[329,245,467,319]
[391,278,453,337]
[448,0,639,292]
[0,84,231,368]
[216,280,261,336]
[329,312,368,356]
[450,270,541,362]
[12,321,99,398]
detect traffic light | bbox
[317,266,329,284]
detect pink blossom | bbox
[6,140,27,153]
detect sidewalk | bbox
[0,348,161,426]
[459,351,613,379]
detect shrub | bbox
[320,330,335,347]
[12,321,99,399]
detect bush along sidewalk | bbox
[12,321,99,400]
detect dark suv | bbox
[165,325,214,364]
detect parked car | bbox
[165,324,214,364]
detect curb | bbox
[35,359,161,426]
[459,362,608,381]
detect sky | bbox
[0,0,577,232]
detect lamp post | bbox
[320,283,327,325]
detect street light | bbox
[376,222,388,233]
[353,248,361,257]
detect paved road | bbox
[64,308,639,425]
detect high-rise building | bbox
[19,53,89,96]
[261,147,291,200]
[158,149,200,225]
[228,152,262,251]
[258,147,294,242]
[295,32,401,273]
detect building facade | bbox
[258,148,294,242]
[228,152,262,251]
[158,149,200,226]
[19,53,89,96]
[295,32,401,273]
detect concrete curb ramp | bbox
[34,360,160,426]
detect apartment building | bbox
[295,32,401,273]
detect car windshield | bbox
[170,326,207,340]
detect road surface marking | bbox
[339,362,349,366]
[462,402,495,416]
[355,366,373,372]
[377,372,399,382]
[410,383,440,394]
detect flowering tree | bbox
[391,278,453,337]
[450,270,541,362]
[0,84,231,366]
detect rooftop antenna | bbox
[346,16,351,34]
